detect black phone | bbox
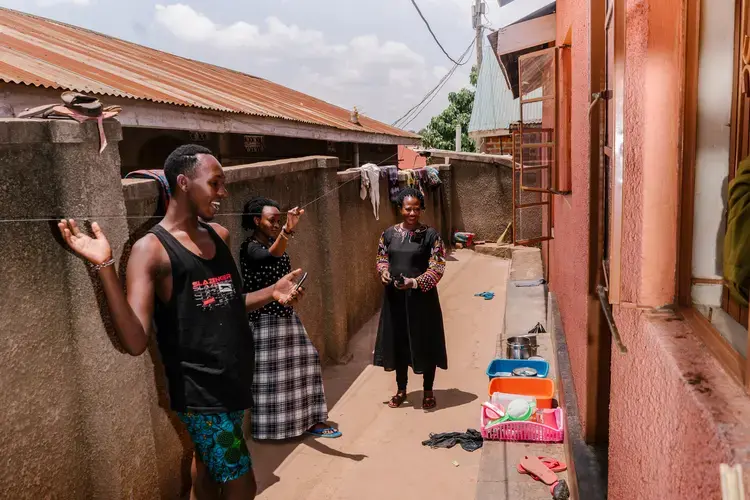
[294,272,308,291]
[393,274,406,287]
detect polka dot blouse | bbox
[240,237,294,320]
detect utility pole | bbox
[472,0,486,69]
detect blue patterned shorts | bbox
[177,410,252,484]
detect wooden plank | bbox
[517,201,550,209]
[682,308,744,386]
[494,14,557,57]
[678,0,701,308]
[608,0,626,305]
[691,277,724,285]
[516,236,554,245]
[520,96,556,104]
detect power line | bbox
[409,0,469,66]
[391,40,473,128]
[393,40,475,130]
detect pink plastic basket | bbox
[480,407,564,443]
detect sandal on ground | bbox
[306,426,342,439]
[422,395,437,410]
[388,392,407,408]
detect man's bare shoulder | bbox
[130,232,169,271]
[208,223,230,243]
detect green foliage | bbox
[420,65,478,152]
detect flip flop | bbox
[306,426,342,439]
[474,292,495,300]
[518,456,570,499]
[517,456,567,478]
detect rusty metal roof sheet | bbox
[0,8,418,139]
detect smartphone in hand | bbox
[293,272,308,292]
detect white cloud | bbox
[154,3,471,129]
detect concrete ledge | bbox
[474,243,513,259]
[122,156,340,201]
[424,149,513,168]
[549,293,607,500]
[476,247,572,500]
[122,178,161,202]
[224,156,338,184]
[0,118,122,145]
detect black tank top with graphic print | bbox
[150,223,254,413]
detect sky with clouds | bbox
[0,0,503,131]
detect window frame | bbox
[678,0,750,389]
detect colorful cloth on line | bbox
[177,410,252,484]
[125,169,171,211]
[249,313,329,440]
[425,167,442,187]
[384,166,400,202]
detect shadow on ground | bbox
[403,388,478,412]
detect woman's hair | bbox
[396,187,425,209]
[242,196,280,231]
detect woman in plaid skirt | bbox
[240,197,340,440]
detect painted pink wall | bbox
[550,0,750,496]
[550,0,593,433]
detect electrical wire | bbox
[409,0,469,66]
[393,40,475,130]
[392,40,474,128]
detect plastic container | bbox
[488,377,555,409]
[481,406,564,443]
[486,359,550,380]
[491,392,536,411]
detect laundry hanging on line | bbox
[359,163,381,220]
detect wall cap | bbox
[0,118,123,145]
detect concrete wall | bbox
[0,119,499,498]
[550,0,593,438]
[426,151,514,242]
[0,119,170,499]
[550,0,750,497]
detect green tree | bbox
[420,66,478,152]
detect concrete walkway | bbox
[249,250,510,500]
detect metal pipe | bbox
[596,285,628,353]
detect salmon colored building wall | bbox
[551,0,750,497]
[550,0,593,435]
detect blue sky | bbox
[0,0,504,130]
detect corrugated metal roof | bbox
[0,8,417,139]
[469,46,542,133]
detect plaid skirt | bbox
[250,313,329,440]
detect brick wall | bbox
[482,135,512,155]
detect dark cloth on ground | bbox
[422,429,483,452]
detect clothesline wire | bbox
[0,152,412,224]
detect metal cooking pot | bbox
[506,336,539,359]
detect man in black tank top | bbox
[58,145,304,499]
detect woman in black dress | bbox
[374,187,447,410]
[240,197,340,440]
